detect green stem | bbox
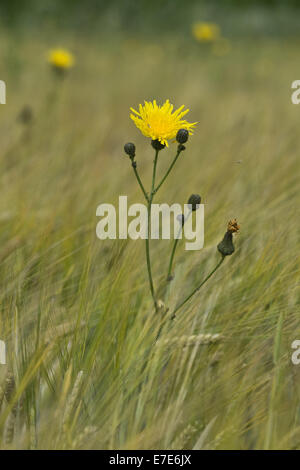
[151,150,159,195]
[153,146,182,194]
[146,150,159,311]
[131,162,149,202]
[167,238,179,280]
[171,256,225,318]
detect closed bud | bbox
[187,194,201,211]
[18,105,33,125]
[151,139,165,151]
[124,142,136,158]
[176,129,189,144]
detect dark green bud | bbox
[187,194,201,211]
[176,129,189,144]
[217,232,235,257]
[124,142,136,158]
[18,105,33,125]
[151,139,165,151]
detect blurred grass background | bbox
[0,0,300,450]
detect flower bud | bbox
[176,129,189,144]
[217,219,240,257]
[18,105,33,125]
[217,231,235,256]
[151,139,165,151]
[124,142,136,158]
[187,194,201,211]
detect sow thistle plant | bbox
[191,22,231,57]
[192,22,221,43]
[48,48,75,77]
[124,99,240,321]
[46,48,75,111]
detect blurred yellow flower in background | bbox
[48,48,75,69]
[130,100,197,147]
[192,22,220,42]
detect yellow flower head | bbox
[192,22,220,42]
[48,49,74,69]
[130,100,197,147]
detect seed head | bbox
[217,232,234,256]
[217,219,240,257]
